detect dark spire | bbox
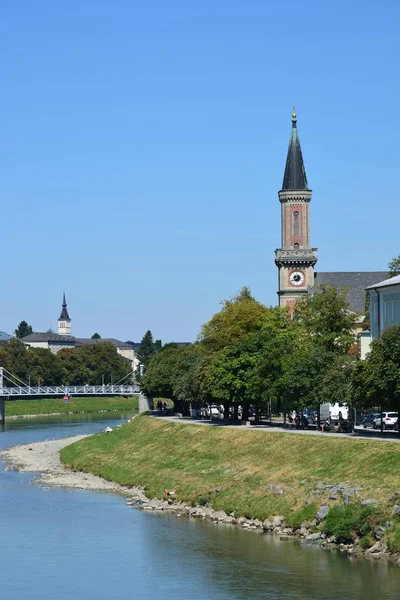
[281,109,309,191]
[59,292,70,321]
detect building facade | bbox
[275,110,318,309]
[366,274,400,340]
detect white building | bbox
[361,274,400,359]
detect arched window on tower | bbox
[293,211,300,237]
[293,242,299,250]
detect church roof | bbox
[281,111,309,191]
[58,292,71,321]
[75,338,134,350]
[21,332,75,343]
[313,271,388,313]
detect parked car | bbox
[362,413,380,429]
[309,410,318,424]
[374,412,399,430]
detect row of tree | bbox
[141,285,400,420]
[0,340,132,386]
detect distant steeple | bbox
[58,292,71,336]
[281,108,309,191]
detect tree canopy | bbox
[0,340,132,387]
[137,330,160,368]
[14,320,33,339]
[388,253,400,278]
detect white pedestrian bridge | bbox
[0,366,140,422]
[1,384,140,397]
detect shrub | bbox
[359,534,374,549]
[286,504,317,528]
[386,522,400,553]
[323,503,375,542]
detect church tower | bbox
[275,110,318,309]
[58,292,71,336]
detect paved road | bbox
[151,413,400,443]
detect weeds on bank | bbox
[323,503,381,542]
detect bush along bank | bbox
[60,415,400,564]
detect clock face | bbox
[289,271,305,286]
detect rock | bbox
[306,532,322,542]
[329,492,338,500]
[342,492,352,505]
[309,519,318,528]
[282,527,294,535]
[374,525,386,540]
[394,505,400,516]
[268,484,284,495]
[223,516,234,524]
[253,519,263,528]
[367,541,387,555]
[362,499,378,506]
[389,492,400,503]
[317,506,330,521]
[263,516,285,530]
[299,527,308,537]
[237,517,247,525]
[213,510,227,521]
[215,487,221,493]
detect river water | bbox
[1,413,400,600]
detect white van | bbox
[320,403,348,425]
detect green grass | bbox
[60,415,400,526]
[387,521,400,552]
[6,396,138,417]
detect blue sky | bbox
[1,0,399,342]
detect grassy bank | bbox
[6,396,138,417]
[60,415,400,549]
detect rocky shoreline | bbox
[1,436,399,566]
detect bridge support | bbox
[0,397,4,424]
[139,394,152,413]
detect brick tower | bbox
[275,110,318,309]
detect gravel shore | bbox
[0,435,147,501]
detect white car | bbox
[374,412,398,430]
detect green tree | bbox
[137,330,156,367]
[27,348,65,385]
[91,333,101,339]
[141,344,189,410]
[294,285,355,353]
[14,320,33,339]
[0,339,30,383]
[351,326,400,422]
[198,287,268,353]
[58,342,132,385]
[388,253,400,278]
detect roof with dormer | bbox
[281,111,309,191]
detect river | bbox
[1,413,399,600]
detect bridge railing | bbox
[1,384,141,397]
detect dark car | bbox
[362,413,379,429]
[309,410,318,424]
